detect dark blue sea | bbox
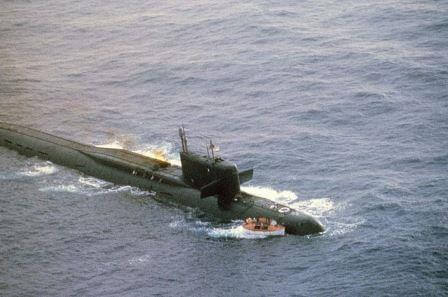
[1,0,447,296]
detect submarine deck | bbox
[0,121,178,174]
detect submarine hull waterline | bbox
[0,122,324,235]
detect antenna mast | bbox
[178,126,188,153]
[209,140,215,160]
[206,142,210,160]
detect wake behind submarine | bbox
[0,122,324,235]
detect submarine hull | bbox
[0,122,324,235]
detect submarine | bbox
[0,122,324,235]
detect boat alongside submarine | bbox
[0,122,324,235]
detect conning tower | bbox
[178,127,253,209]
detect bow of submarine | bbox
[283,212,325,235]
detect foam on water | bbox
[326,219,366,237]
[289,198,335,218]
[242,185,335,217]
[169,219,276,239]
[39,184,80,193]
[241,185,298,203]
[39,176,154,197]
[79,176,154,197]
[0,173,13,180]
[78,176,112,189]
[19,161,58,177]
[128,255,151,266]
[207,225,272,239]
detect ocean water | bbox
[1,0,447,296]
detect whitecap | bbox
[128,255,151,265]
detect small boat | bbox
[242,217,286,236]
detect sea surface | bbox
[1,0,447,296]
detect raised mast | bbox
[209,139,215,160]
[178,126,188,153]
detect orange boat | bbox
[242,217,285,236]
